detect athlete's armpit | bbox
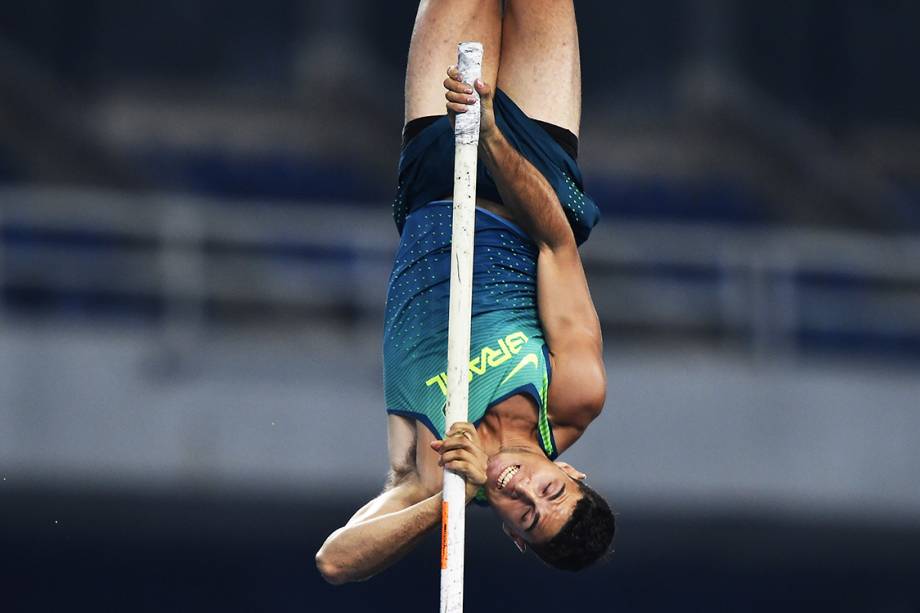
[386,413,417,488]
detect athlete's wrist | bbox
[478,126,504,154]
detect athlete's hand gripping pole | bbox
[440,41,482,613]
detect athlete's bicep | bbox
[536,244,602,357]
[537,245,606,436]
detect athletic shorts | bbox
[391,88,600,246]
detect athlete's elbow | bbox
[536,231,577,257]
[579,387,605,424]
[581,363,607,423]
[315,549,351,585]
[587,386,606,421]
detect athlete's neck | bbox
[475,395,543,457]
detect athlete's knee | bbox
[505,0,574,16]
[418,0,499,11]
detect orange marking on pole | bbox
[440,500,449,569]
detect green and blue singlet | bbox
[383,89,599,460]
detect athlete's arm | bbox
[315,420,486,584]
[444,69,572,252]
[446,72,606,448]
[315,477,442,584]
[479,123,605,445]
[315,414,433,584]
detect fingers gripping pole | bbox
[440,41,482,613]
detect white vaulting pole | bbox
[440,41,482,613]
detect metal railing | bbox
[2,186,920,358]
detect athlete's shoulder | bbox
[545,347,606,451]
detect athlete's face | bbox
[484,447,586,546]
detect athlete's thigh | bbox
[404,0,502,125]
[497,0,582,136]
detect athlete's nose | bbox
[516,479,537,502]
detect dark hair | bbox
[530,481,615,571]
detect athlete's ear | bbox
[502,523,527,553]
[555,461,587,481]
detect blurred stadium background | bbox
[2,1,920,611]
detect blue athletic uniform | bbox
[384,90,600,462]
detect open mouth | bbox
[497,464,521,490]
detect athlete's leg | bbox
[405,0,502,126]
[496,0,582,136]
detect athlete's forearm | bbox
[478,129,575,251]
[315,492,442,584]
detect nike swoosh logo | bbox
[501,353,540,385]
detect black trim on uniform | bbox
[401,115,442,149]
[402,115,578,160]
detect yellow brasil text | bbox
[425,331,529,396]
